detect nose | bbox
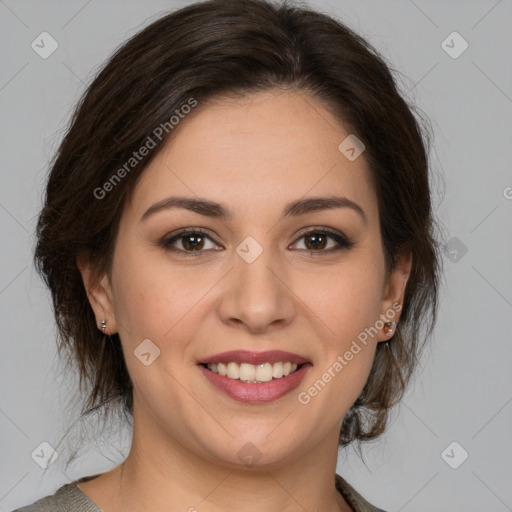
[217,244,297,334]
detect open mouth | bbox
[200,361,306,384]
[198,357,312,403]
[197,350,312,402]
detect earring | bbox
[383,321,396,337]
[100,320,107,333]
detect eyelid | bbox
[293,225,351,242]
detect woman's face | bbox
[86,89,409,468]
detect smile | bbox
[204,361,300,383]
[198,350,312,403]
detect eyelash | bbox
[160,226,354,257]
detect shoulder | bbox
[11,481,102,512]
[335,473,389,512]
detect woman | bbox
[14,0,440,510]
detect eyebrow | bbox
[141,195,367,223]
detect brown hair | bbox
[34,0,442,462]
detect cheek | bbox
[109,248,203,404]
[297,256,385,342]
[292,255,384,413]
[111,244,205,342]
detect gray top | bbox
[12,473,388,512]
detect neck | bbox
[101,404,351,512]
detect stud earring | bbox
[100,320,107,333]
[384,321,396,337]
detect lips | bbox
[199,350,310,366]
[198,350,312,403]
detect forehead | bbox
[127,89,378,224]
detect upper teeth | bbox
[206,362,299,383]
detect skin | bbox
[78,89,411,512]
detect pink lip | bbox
[198,363,312,404]
[199,350,310,365]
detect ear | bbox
[376,247,412,342]
[77,254,118,335]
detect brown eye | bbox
[161,229,220,255]
[303,232,329,250]
[160,227,353,257]
[292,228,354,253]
[180,233,206,251]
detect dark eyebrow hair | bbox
[141,195,367,223]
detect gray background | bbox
[1,1,511,511]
